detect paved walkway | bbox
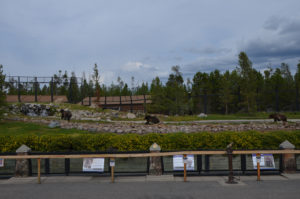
[1,174,300,199]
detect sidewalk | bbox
[1,174,300,199]
[1,174,300,185]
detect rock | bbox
[116,129,124,134]
[88,128,97,132]
[127,113,136,119]
[198,113,207,118]
[48,121,60,128]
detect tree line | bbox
[2,52,300,115]
[149,52,300,115]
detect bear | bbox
[144,115,160,124]
[60,109,72,122]
[269,113,287,123]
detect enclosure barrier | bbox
[1,149,300,184]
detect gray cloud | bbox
[1,1,300,85]
[185,47,231,55]
[242,17,300,65]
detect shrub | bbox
[0,131,299,152]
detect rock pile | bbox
[9,103,57,117]
[9,117,300,134]
[71,110,139,121]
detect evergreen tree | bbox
[208,70,223,113]
[165,66,188,115]
[136,82,149,95]
[295,61,300,111]
[121,83,132,96]
[192,72,210,113]
[148,77,168,114]
[67,72,80,103]
[237,52,257,113]
[220,71,234,114]
[93,63,101,101]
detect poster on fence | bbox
[252,154,275,170]
[173,155,195,171]
[83,158,105,172]
[0,158,4,167]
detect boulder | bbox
[198,113,208,118]
[48,121,60,128]
[127,113,136,119]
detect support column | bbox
[279,140,296,173]
[15,145,32,177]
[34,77,38,102]
[226,143,236,184]
[51,77,54,103]
[148,143,162,175]
[18,76,21,102]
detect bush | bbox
[0,131,299,152]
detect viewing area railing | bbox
[1,148,300,184]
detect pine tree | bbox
[93,63,101,101]
[237,52,257,113]
[67,72,80,103]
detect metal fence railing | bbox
[1,149,299,183]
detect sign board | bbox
[252,154,275,170]
[173,155,195,171]
[83,158,105,172]
[0,158,4,167]
[110,159,115,167]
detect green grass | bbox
[0,121,93,136]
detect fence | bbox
[1,149,300,183]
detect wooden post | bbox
[143,94,147,113]
[18,76,21,102]
[183,154,187,182]
[37,158,41,184]
[110,158,115,183]
[226,143,235,184]
[256,153,260,181]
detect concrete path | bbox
[1,174,300,199]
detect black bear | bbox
[144,115,160,124]
[60,109,72,122]
[269,113,287,123]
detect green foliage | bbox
[0,65,6,117]
[0,131,299,152]
[237,52,257,113]
[67,72,81,103]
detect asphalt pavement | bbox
[1,174,300,199]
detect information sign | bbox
[173,155,195,171]
[83,158,105,172]
[252,154,275,170]
[0,158,4,167]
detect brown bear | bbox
[144,115,160,124]
[269,113,287,123]
[60,109,72,122]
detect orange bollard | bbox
[183,154,187,182]
[256,153,261,181]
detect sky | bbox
[1,0,300,86]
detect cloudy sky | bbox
[1,0,300,86]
